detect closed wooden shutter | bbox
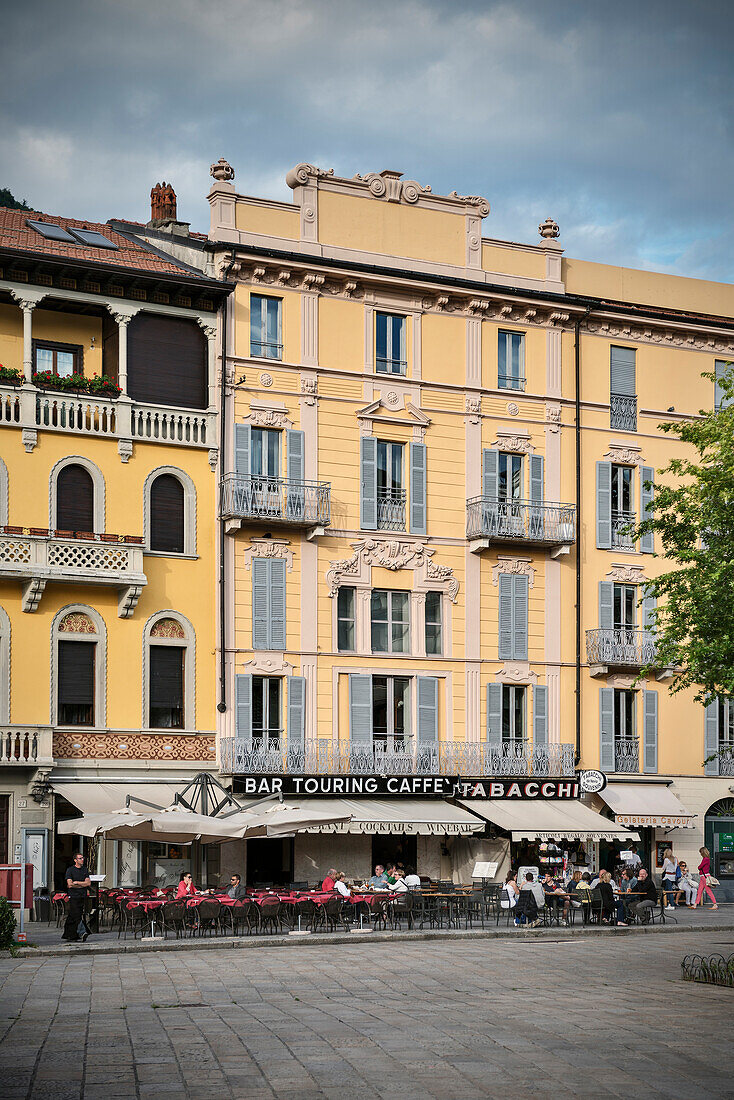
[56,464,94,532]
[252,558,286,650]
[533,685,548,746]
[643,690,658,773]
[598,582,614,630]
[640,466,654,554]
[150,474,184,553]
[610,346,636,395]
[235,674,253,748]
[486,683,502,744]
[417,676,438,745]
[360,437,377,530]
[498,574,514,660]
[596,461,612,549]
[410,442,427,535]
[287,676,305,753]
[482,448,498,500]
[58,641,95,724]
[349,674,372,744]
[127,314,207,409]
[599,688,615,771]
[234,423,251,476]
[513,575,528,660]
[149,647,184,728]
[705,701,719,776]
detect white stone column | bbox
[107,305,140,398]
[10,290,47,382]
[198,318,218,409]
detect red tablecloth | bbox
[52,893,69,903]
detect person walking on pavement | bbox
[693,847,718,910]
[61,853,91,943]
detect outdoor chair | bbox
[289,881,309,891]
[259,897,283,934]
[160,901,187,939]
[292,898,319,933]
[194,900,222,937]
[370,896,389,931]
[235,899,260,935]
[54,897,68,928]
[496,887,517,927]
[388,892,413,931]
[124,904,150,940]
[323,895,348,933]
[589,888,604,925]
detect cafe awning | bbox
[459,798,640,842]
[598,783,695,829]
[288,798,484,836]
[51,779,187,814]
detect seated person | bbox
[388,873,408,894]
[334,871,352,899]
[176,872,196,899]
[384,863,398,885]
[403,866,421,889]
[542,871,570,925]
[502,871,519,910]
[575,872,593,922]
[226,873,247,900]
[516,873,543,927]
[675,862,697,907]
[367,864,389,888]
[598,871,616,923]
[628,868,658,924]
[322,867,338,892]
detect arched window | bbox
[144,467,196,556]
[150,474,184,553]
[143,612,195,730]
[0,606,9,724]
[50,457,105,534]
[56,465,94,532]
[52,608,106,727]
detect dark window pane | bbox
[57,464,94,532]
[128,314,207,409]
[149,647,184,728]
[253,676,265,733]
[372,677,388,734]
[58,641,95,726]
[150,474,184,553]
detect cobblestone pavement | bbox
[1,932,732,1100]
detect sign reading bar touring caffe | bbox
[234,775,581,799]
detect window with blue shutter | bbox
[705,700,720,776]
[252,557,286,650]
[482,448,498,500]
[234,423,251,476]
[360,436,377,530]
[714,360,732,411]
[529,454,544,536]
[610,347,637,430]
[286,429,305,519]
[498,573,528,661]
[410,441,427,535]
[599,688,615,771]
[598,582,614,630]
[643,690,658,773]
[596,461,612,549]
[640,466,654,553]
[235,673,252,748]
[287,675,305,755]
[533,685,548,746]
[417,676,438,741]
[486,683,502,745]
[349,674,372,744]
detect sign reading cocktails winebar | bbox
[234,775,582,799]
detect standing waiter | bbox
[61,852,91,943]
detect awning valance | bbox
[459,798,640,842]
[598,783,695,829]
[51,780,187,814]
[292,798,484,836]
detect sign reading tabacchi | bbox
[235,775,581,799]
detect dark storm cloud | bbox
[1,0,733,280]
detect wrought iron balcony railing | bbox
[612,510,636,548]
[467,498,576,547]
[377,488,406,531]
[717,746,734,777]
[219,736,576,777]
[610,393,637,431]
[586,628,657,668]
[220,474,331,528]
[614,738,640,773]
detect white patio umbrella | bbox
[57,805,247,844]
[219,801,353,838]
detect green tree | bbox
[0,187,30,210]
[632,363,734,702]
[0,896,16,950]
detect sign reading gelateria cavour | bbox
[234,775,581,799]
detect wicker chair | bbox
[194,900,222,937]
[160,901,187,939]
[259,897,282,934]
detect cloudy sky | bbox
[2,0,733,281]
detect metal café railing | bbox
[219,736,576,777]
[610,393,637,431]
[614,738,640,773]
[220,474,331,527]
[718,746,734,776]
[586,628,657,668]
[612,510,636,548]
[377,488,406,531]
[466,498,576,546]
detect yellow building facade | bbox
[207,161,734,889]
[0,205,228,896]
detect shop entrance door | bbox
[246,837,293,887]
[371,835,417,874]
[0,795,8,863]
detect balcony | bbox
[0,383,216,454]
[467,498,576,556]
[612,510,636,549]
[0,726,54,767]
[219,736,576,777]
[586,628,656,673]
[377,488,406,531]
[0,529,147,617]
[614,738,640,773]
[610,393,637,431]
[220,474,331,535]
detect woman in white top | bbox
[403,866,421,888]
[389,876,408,894]
[501,871,519,909]
[334,872,352,898]
[661,848,678,910]
[675,861,696,907]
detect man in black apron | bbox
[62,853,91,942]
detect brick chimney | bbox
[148,181,190,235]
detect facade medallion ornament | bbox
[259,373,273,388]
[385,391,400,407]
[507,402,520,416]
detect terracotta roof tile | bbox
[0,206,210,279]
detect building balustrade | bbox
[611,509,636,548]
[0,726,54,767]
[586,628,657,669]
[467,498,576,553]
[614,738,640,773]
[0,530,146,616]
[220,474,331,532]
[610,393,637,431]
[377,488,407,531]
[219,736,576,777]
[0,383,216,451]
